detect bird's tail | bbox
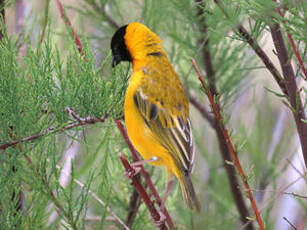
[179,174,201,212]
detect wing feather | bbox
[133,88,195,173]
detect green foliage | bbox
[0,0,306,229]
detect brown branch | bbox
[191,59,265,230]
[56,0,84,56]
[275,6,307,80]
[194,2,255,229]
[119,153,168,230]
[114,120,174,229]
[195,0,217,96]
[189,95,216,128]
[0,114,108,150]
[269,22,307,169]
[125,184,142,229]
[237,25,288,96]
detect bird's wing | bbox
[133,79,195,173]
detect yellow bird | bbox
[111,22,200,211]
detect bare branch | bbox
[189,94,216,128]
[191,59,265,230]
[270,22,307,169]
[0,113,108,150]
[194,2,256,229]
[119,153,168,230]
[114,120,174,229]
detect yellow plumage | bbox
[111,22,200,211]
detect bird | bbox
[111,22,200,211]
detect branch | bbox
[119,153,167,230]
[114,120,174,229]
[213,0,288,97]
[191,59,265,230]
[56,0,84,56]
[270,22,307,169]
[194,2,255,229]
[125,187,142,229]
[275,6,307,80]
[0,112,108,150]
[189,95,216,129]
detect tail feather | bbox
[179,174,201,212]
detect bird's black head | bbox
[111,25,132,67]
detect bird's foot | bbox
[153,210,166,227]
[124,166,141,179]
[131,156,159,167]
[125,156,159,179]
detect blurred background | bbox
[0,0,306,229]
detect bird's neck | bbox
[125,28,166,71]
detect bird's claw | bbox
[124,165,141,179]
[153,210,166,227]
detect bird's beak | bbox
[112,55,116,68]
[112,55,120,68]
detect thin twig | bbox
[119,153,168,230]
[286,158,307,182]
[250,188,307,200]
[283,217,298,230]
[114,120,174,229]
[191,59,265,230]
[269,22,307,169]
[0,114,108,150]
